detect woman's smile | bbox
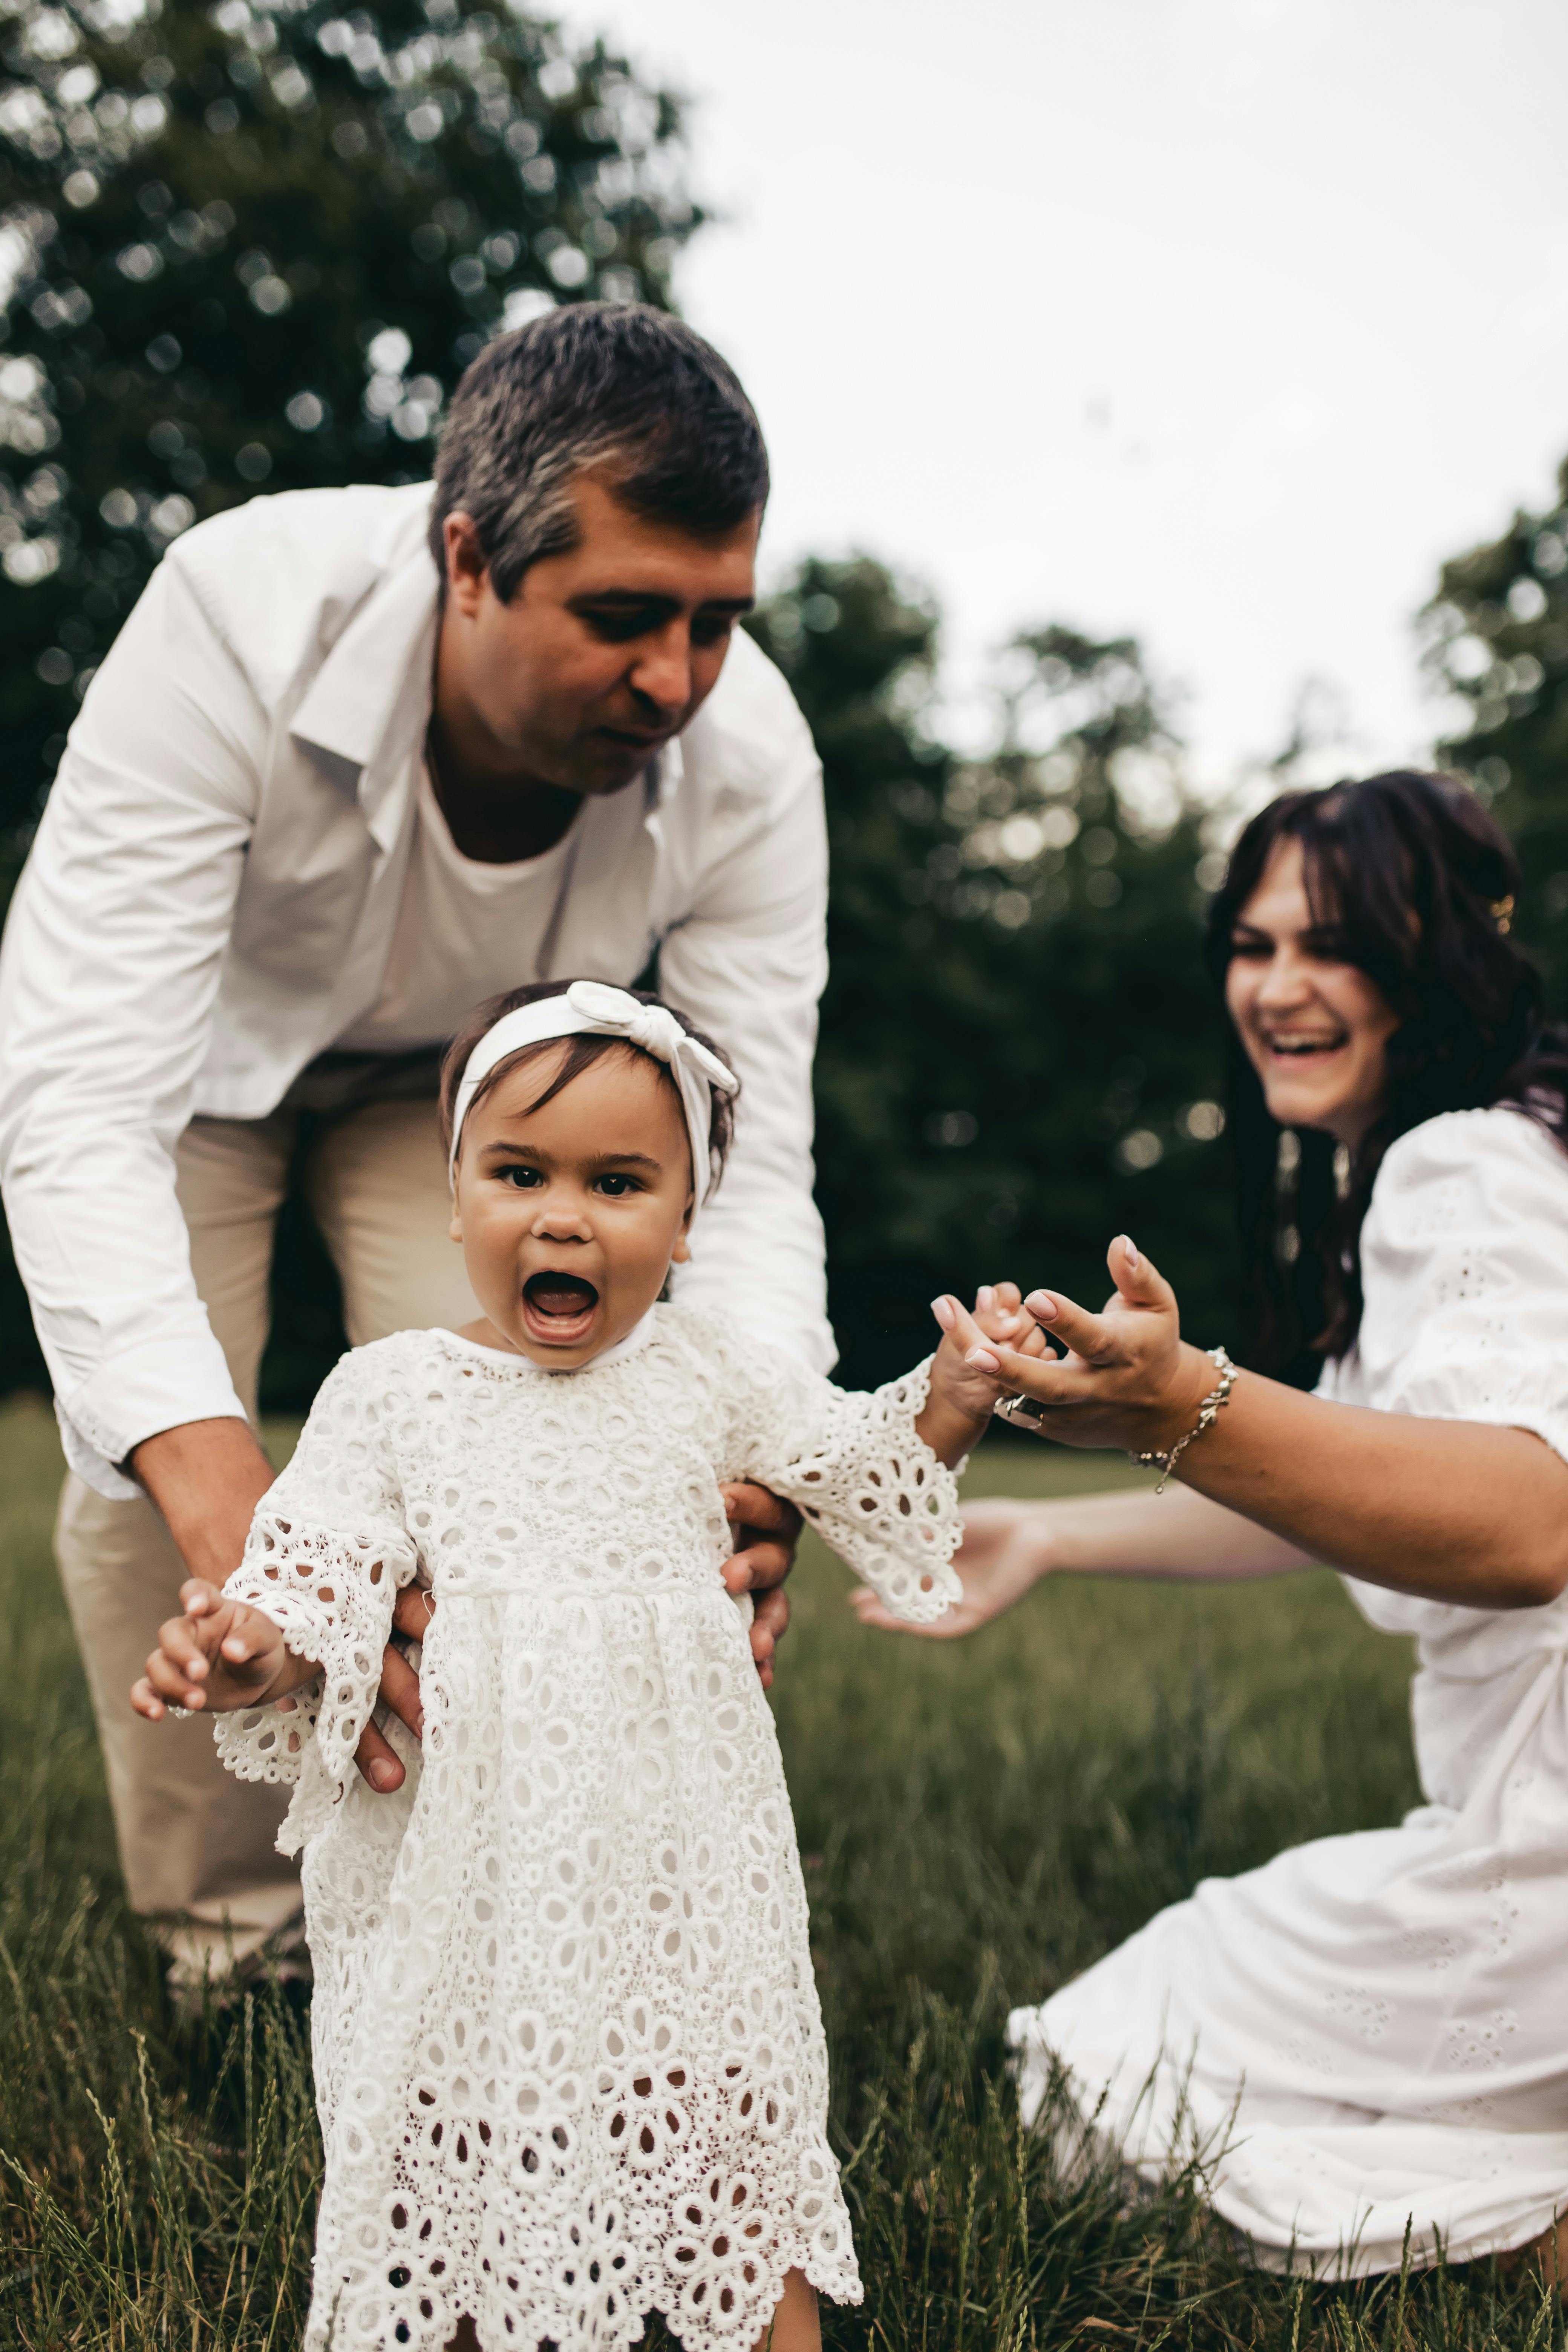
[1225,836,1399,1149]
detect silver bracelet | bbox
[1130,1346,1239,1493]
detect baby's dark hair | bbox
[438,980,738,1192]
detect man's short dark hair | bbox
[429,303,769,600]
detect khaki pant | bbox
[55,1096,479,1976]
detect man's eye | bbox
[580,607,658,643]
[692,615,737,649]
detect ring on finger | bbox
[993,1392,1048,1433]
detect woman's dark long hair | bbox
[1204,772,1568,1387]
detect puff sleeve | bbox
[707,1317,963,1625]
[212,1341,420,1853]
[1338,1107,1568,1465]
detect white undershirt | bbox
[337,767,581,1051]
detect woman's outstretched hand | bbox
[968,1237,1216,1457]
[850,1497,1054,1637]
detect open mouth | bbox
[1263,1033,1348,1060]
[522,1270,600,1346]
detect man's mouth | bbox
[522,1271,600,1345]
[597,724,673,752]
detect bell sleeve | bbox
[1350,1107,1568,1465]
[211,1344,420,1854]
[714,1319,963,1625]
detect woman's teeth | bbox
[1268,1035,1345,1057]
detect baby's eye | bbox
[497,1165,543,1189]
[594,1172,641,1197]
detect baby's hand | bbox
[917,1283,1052,1465]
[131,1579,304,1720]
[971,1280,1053,1358]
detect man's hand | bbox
[131,1576,313,1717]
[349,1583,434,1793]
[719,1481,801,1689]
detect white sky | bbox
[557,0,1568,796]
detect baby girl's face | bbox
[449,1043,694,1367]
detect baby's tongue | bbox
[528,1274,597,1319]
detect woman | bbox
[856,772,1568,2278]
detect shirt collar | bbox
[289,550,439,842]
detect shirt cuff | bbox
[55,1335,250,1501]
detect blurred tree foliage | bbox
[0,0,695,853]
[1424,457,1568,1015]
[745,563,1235,1390]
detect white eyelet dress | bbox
[214,1304,960,2351]
[1008,1107,1568,2275]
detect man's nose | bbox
[628,624,693,717]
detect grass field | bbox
[0,1396,1558,2350]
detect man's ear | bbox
[442,511,490,618]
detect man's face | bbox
[437,470,761,798]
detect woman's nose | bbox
[1254,950,1314,1008]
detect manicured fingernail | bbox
[1026,1291,1058,1320]
[977,1285,995,1311]
[369,1759,398,1790]
[965,1345,1001,1371]
[931,1295,956,1330]
[1124,1236,1140,1270]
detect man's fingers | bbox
[352,1718,406,1794]
[720,1481,802,1540]
[376,1641,425,1740]
[721,1537,792,1596]
[390,1582,436,1641]
[748,1583,791,1687]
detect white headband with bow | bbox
[447,980,739,1211]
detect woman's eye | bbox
[1230,936,1270,959]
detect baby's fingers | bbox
[142,1632,213,1712]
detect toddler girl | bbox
[134,978,1028,2352]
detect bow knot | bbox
[450,983,739,1211]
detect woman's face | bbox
[1224,836,1400,1149]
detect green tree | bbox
[1424,456,1568,1014]
[0,0,697,849]
[747,564,1234,1390]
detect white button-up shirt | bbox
[0,483,832,1497]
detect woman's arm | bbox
[967,1239,1568,1611]
[850,1482,1308,1638]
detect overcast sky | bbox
[557,0,1568,795]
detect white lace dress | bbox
[215,1304,960,2351]
[1009,1107,1568,2274]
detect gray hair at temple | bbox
[429,303,770,601]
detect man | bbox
[0,304,826,1977]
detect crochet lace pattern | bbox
[215,1307,961,2350]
